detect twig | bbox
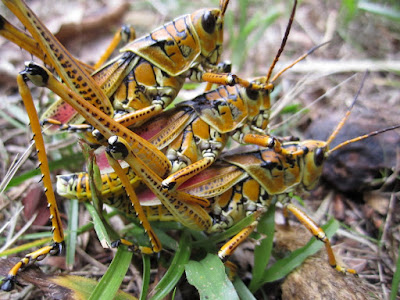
[288,60,400,74]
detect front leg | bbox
[234,130,305,157]
[114,82,181,128]
[188,61,232,91]
[162,120,228,191]
[105,149,162,253]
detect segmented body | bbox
[57,167,141,213]
[58,140,325,233]
[166,82,271,168]
[40,2,229,129]
[57,80,272,201]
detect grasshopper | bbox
[102,73,399,275]
[1,0,231,134]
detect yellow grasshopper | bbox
[0,0,231,134]
[88,74,400,277]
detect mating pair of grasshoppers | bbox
[0,0,398,296]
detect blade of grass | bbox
[5,152,84,190]
[140,255,151,300]
[0,210,120,257]
[1,104,30,127]
[0,204,23,236]
[150,231,191,300]
[66,199,79,270]
[233,277,257,300]
[0,232,51,257]
[239,0,248,32]
[153,227,179,251]
[390,244,400,300]
[1,143,34,194]
[249,205,275,291]
[251,218,340,292]
[340,0,359,25]
[358,1,400,21]
[50,275,137,300]
[88,245,133,300]
[84,202,112,248]
[185,254,239,300]
[0,231,52,243]
[0,212,37,253]
[84,142,120,243]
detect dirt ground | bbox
[0,0,399,299]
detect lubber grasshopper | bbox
[0,0,231,134]
[1,58,219,291]
[56,120,400,280]
[94,75,400,277]
[6,0,304,211]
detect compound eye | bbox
[202,11,217,34]
[314,148,325,166]
[245,87,259,101]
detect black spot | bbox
[261,161,278,170]
[301,146,309,155]
[107,139,129,159]
[21,63,49,85]
[245,87,259,101]
[314,147,325,166]
[202,11,216,34]
[0,16,6,30]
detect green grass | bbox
[0,197,344,298]
[226,0,282,69]
[390,245,400,300]
[62,205,342,298]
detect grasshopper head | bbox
[191,0,229,66]
[299,140,329,191]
